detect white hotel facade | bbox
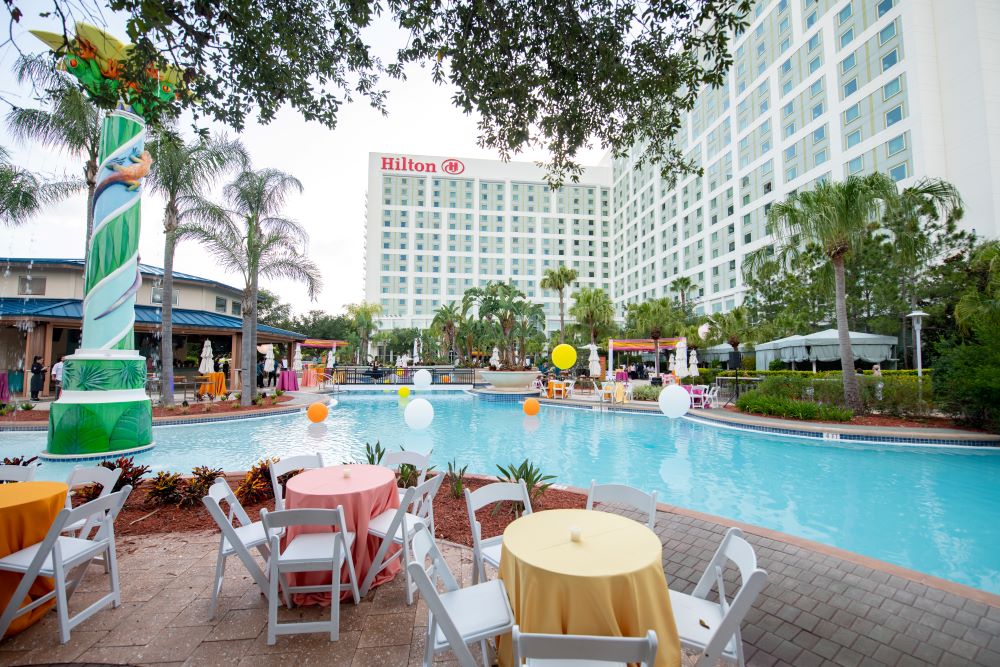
[365,0,1000,330]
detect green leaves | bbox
[496,458,555,502]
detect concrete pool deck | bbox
[1,502,996,667]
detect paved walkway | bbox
[1,503,997,667]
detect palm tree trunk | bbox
[833,255,862,412]
[653,339,660,375]
[159,212,177,407]
[558,289,565,344]
[249,271,260,401]
[83,160,97,267]
[240,287,254,407]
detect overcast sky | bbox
[0,11,605,316]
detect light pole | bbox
[907,311,929,377]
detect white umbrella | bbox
[198,339,214,374]
[412,338,421,365]
[667,352,675,373]
[264,345,275,373]
[489,346,500,369]
[688,349,700,377]
[326,348,335,369]
[293,343,303,371]
[580,343,601,377]
[675,340,689,378]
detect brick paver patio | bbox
[0,504,997,667]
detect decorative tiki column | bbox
[46,109,153,457]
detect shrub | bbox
[148,472,184,505]
[768,358,786,371]
[364,441,386,465]
[2,455,38,466]
[933,337,1000,431]
[496,459,555,503]
[235,457,278,504]
[735,392,853,422]
[78,456,150,500]
[182,466,224,507]
[19,402,34,411]
[446,459,468,499]
[275,389,285,397]
[631,385,662,401]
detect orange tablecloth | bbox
[284,465,400,604]
[0,482,67,637]
[197,372,227,397]
[301,366,319,388]
[498,509,680,667]
[546,380,568,399]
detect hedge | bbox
[752,374,933,418]
[735,393,854,422]
[716,369,932,378]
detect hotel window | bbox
[782,80,793,97]
[883,76,901,99]
[815,149,828,165]
[838,2,853,23]
[882,49,898,71]
[215,296,226,313]
[784,122,796,138]
[843,78,858,97]
[847,129,862,148]
[809,57,821,74]
[885,105,903,127]
[845,103,860,122]
[780,37,791,53]
[785,166,797,181]
[813,126,826,142]
[16,275,45,296]
[151,287,179,306]
[780,58,791,74]
[812,103,824,120]
[784,145,797,160]
[783,102,794,118]
[810,79,823,96]
[847,156,864,175]
[756,42,765,57]
[779,16,790,33]
[778,0,788,11]
[806,10,817,27]
[889,162,908,181]
[231,301,241,316]
[840,28,854,49]
[877,0,895,17]
[761,139,771,153]
[807,34,820,51]
[841,53,856,73]
[887,134,906,156]
[879,21,897,45]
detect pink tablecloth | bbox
[614,371,628,382]
[276,370,299,391]
[284,465,400,604]
[0,372,8,404]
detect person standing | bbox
[29,356,46,401]
[51,356,65,400]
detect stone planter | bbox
[480,370,538,391]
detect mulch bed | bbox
[722,405,985,432]
[110,474,586,546]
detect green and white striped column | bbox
[46,110,153,458]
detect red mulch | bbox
[723,405,985,432]
[108,474,587,546]
[0,394,296,423]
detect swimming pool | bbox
[3,392,999,593]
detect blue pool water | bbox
[3,393,999,593]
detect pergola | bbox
[607,337,686,371]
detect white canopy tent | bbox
[702,343,752,366]
[754,329,897,371]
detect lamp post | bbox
[907,311,929,377]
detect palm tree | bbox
[346,303,383,363]
[512,300,546,366]
[0,146,78,226]
[669,276,696,309]
[146,130,247,406]
[747,173,897,411]
[6,55,101,261]
[540,265,579,343]
[955,241,1000,334]
[626,298,682,375]
[179,167,322,406]
[706,306,753,354]
[569,287,615,346]
[463,281,527,367]
[431,302,462,362]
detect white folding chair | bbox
[0,464,35,483]
[464,480,532,583]
[599,382,615,402]
[669,527,768,667]
[586,480,658,530]
[512,625,659,666]
[259,506,360,645]
[407,524,514,667]
[552,382,567,399]
[382,449,432,503]
[202,478,284,618]
[63,465,123,535]
[362,473,445,602]
[269,453,324,510]
[703,386,720,408]
[0,486,132,643]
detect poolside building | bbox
[0,258,306,398]
[366,0,1000,324]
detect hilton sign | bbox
[380,156,465,175]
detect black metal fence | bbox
[324,367,477,386]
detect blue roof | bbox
[0,258,242,294]
[0,298,305,340]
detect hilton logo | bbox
[380,156,465,175]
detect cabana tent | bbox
[607,337,685,371]
[702,343,753,365]
[754,329,897,371]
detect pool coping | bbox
[459,473,1000,609]
[533,396,1000,448]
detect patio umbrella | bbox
[263,345,275,373]
[688,349,700,378]
[667,353,675,374]
[675,340,689,379]
[490,346,500,369]
[293,343,303,371]
[580,343,601,377]
[326,349,335,369]
[198,339,214,374]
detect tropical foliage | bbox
[540,266,578,343]
[568,287,615,346]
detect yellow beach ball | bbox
[552,343,577,370]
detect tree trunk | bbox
[653,339,660,375]
[833,255,862,412]
[240,286,254,407]
[249,271,260,401]
[558,289,565,344]
[83,159,97,267]
[159,207,177,407]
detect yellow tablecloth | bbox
[0,481,67,637]
[546,380,568,399]
[197,372,227,397]
[498,509,680,667]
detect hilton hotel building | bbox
[365,0,1000,329]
